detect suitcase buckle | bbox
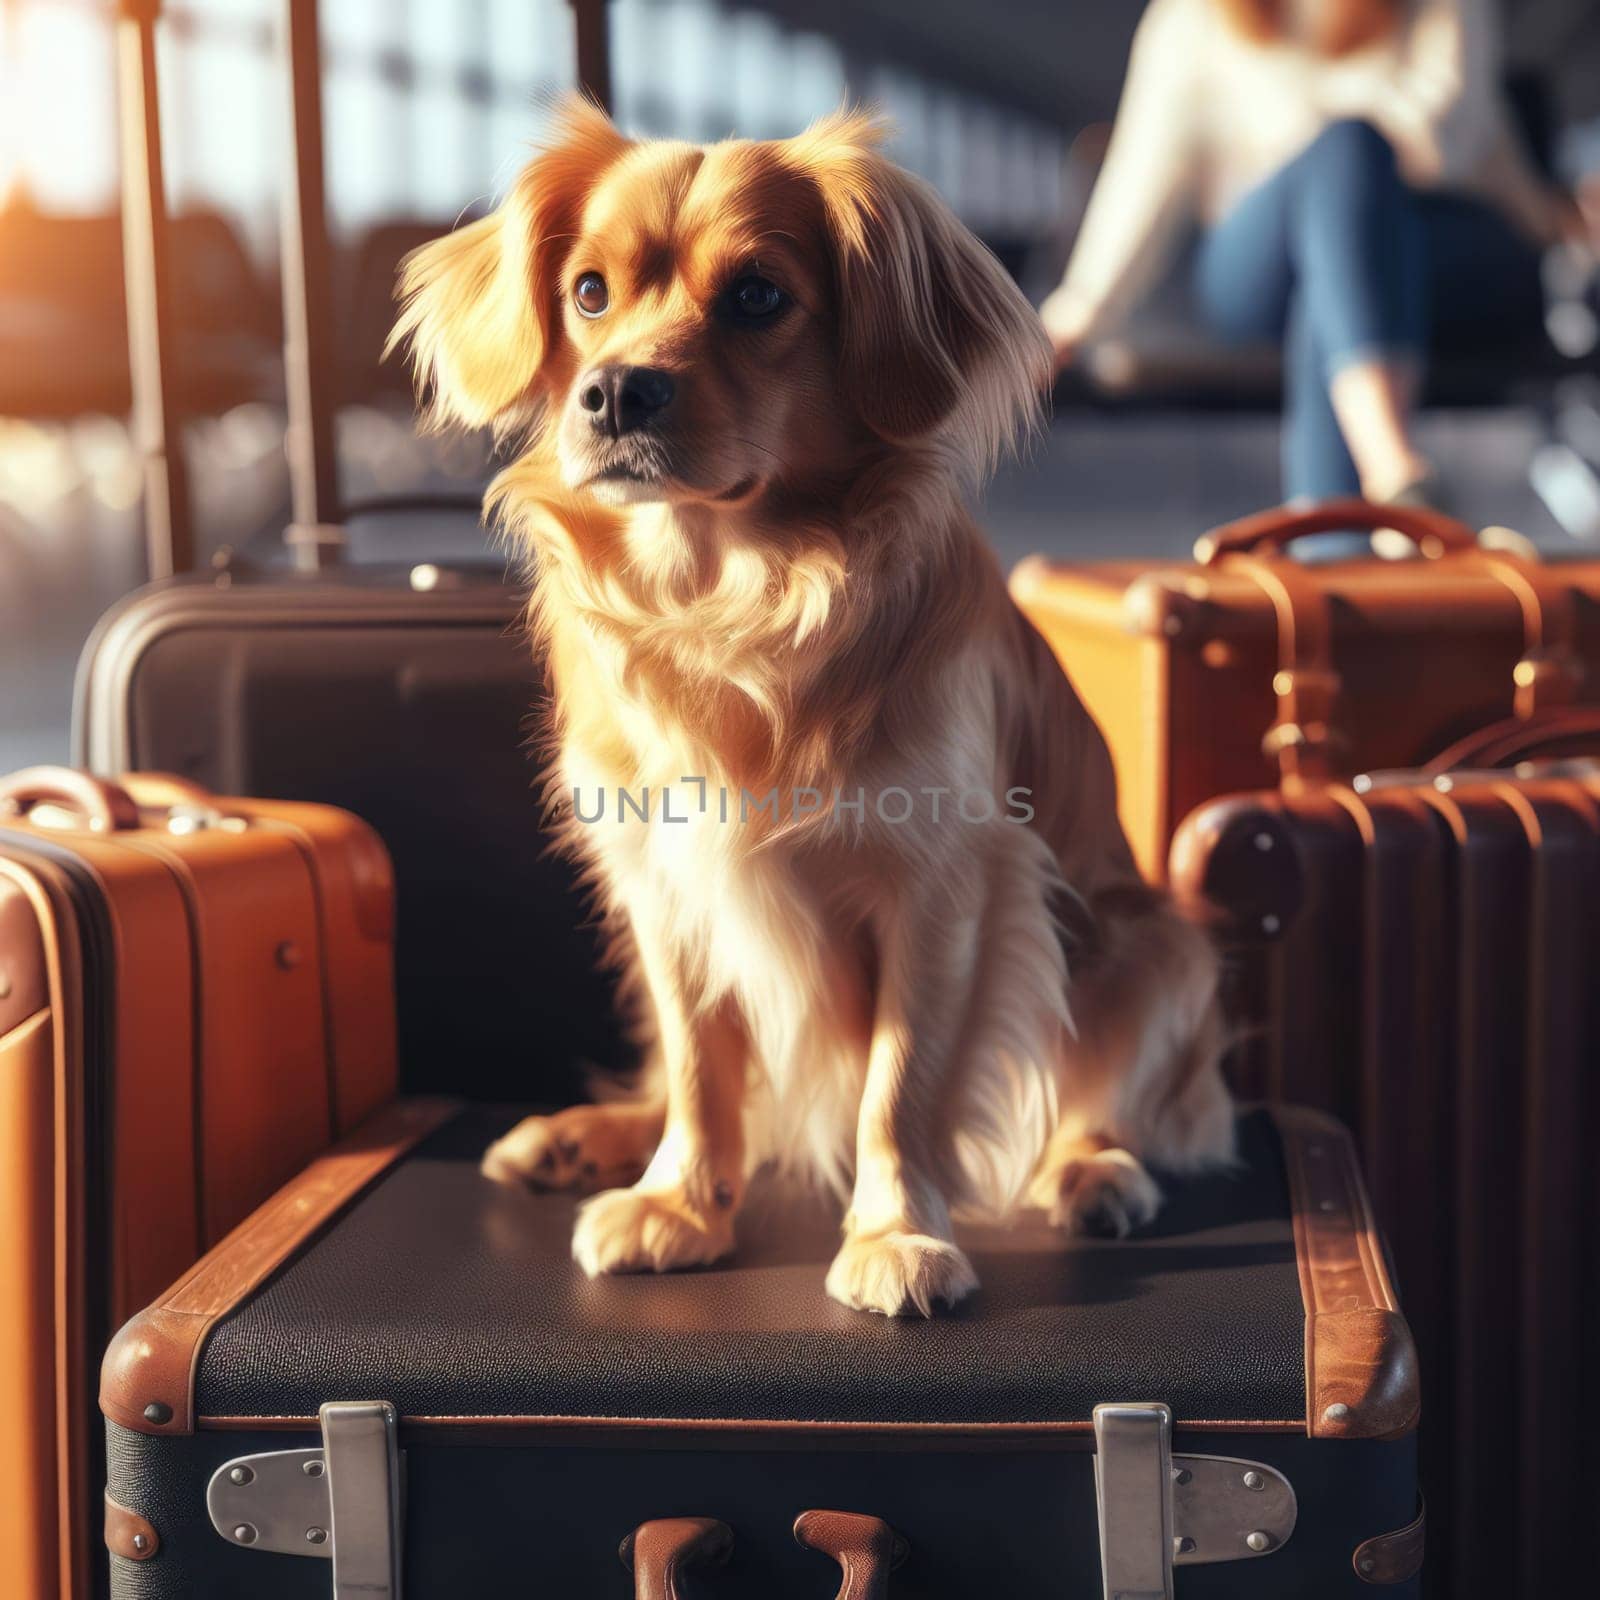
[1093,1403,1297,1600]
[206,1400,404,1598]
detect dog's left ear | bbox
[792,111,1051,475]
[389,97,629,432]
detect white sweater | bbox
[1047,0,1549,345]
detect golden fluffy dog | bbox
[392,97,1232,1317]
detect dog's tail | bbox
[1062,883,1235,1173]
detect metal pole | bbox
[280,0,344,570]
[567,0,613,114]
[114,0,194,580]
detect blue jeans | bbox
[1194,118,1539,560]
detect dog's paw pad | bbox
[480,1115,579,1190]
[1047,1149,1162,1238]
[825,1232,977,1318]
[481,1108,652,1193]
[572,1188,734,1276]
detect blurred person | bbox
[1042,0,1588,555]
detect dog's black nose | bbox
[578,366,676,437]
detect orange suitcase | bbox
[0,767,396,1600]
[1010,498,1600,880]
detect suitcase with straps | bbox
[0,766,395,1600]
[1010,498,1600,880]
[100,1099,1423,1598]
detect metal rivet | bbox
[1324,1402,1351,1424]
[1359,1556,1376,1575]
[1261,914,1280,935]
[275,940,302,971]
[306,1527,329,1546]
[131,1533,149,1554]
[1319,1199,1336,1211]
[142,1401,172,1426]
[228,1465,254,1486]
[302,1459,325,1477]
[1243,1470,1265,1490]
[1174,1536,1197,1555]
[1246,1531,1271,1553]
[1171,1467,1192,1485]
[1253,831,1274,852]
[233,1524,258,1545]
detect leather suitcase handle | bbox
[1195,501,1580,782]
[115,771,220,810]
[1194,497,1478,561]
[794,1510,907,1599]
[0,766,142,832]
[1425,705,1600,772]
[621,1518,733,1598]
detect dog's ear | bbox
[389,97,629,431]
[791,109,1051,475]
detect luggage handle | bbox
[0,767,142,832]
[1193,497,1478,562]
[1193,501,1582,786]
[621,1518,733,1598]
[620,1512,906,1598]
[1424,705,1600,772]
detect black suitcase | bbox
[100,1100,1423,1598]
[82,0,627,1101]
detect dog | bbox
[391,97,1233,1317]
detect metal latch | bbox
[1093,1403,1297,1600]
[207,1400,403,1599]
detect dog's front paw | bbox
[571,1186,736,1277]
[481,1105,656,1193]
[825,1231,977,1317]
[1043,1148,1162,1238]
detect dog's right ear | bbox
[389,97,629,432]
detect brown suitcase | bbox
[1169,716,1600,1599]
[1010,497,1600,879]
[0,766,396,1600]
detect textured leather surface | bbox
[195,1107,1305,1427]
[105,1421,1420,1599]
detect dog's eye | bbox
[723,275,787,323]
[574,273,609,318]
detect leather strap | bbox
[1217,553,1340,787]
[104,1491,160,1562]
[1459,549,1580,718]
[1198,501,1581,782]
[621,1518,733,1598]
[0,767,141,832]
[794,1510,907,1600]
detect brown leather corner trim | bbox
[1353,1497,1426,1584]
[1272,1105,1420,1440]
[104,1491,159,1563]
[100,1097,459,1437]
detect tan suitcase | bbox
[1011,497,1600,879]
[0,767,396,1600]
[1169,711,1600,1598]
